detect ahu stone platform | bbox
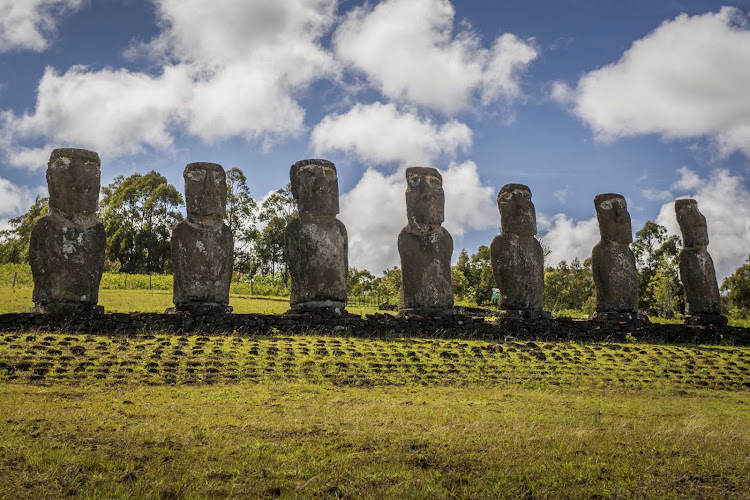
[0,312,748,346]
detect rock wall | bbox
[0,312,748,346]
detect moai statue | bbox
[398,167,454,316]
[591,193,645,321]
[675,199,727,326]
[29,148,106,314]
[170,162,233,315]
[490,184,549,319]
[286,159,348,314]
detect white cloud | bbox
[671,166,703,191]
[641,188,674,202]
[0,0,337,169]
[538,214,600,268]
[0,177,47,217]
[311,102,472,165]
[340,161,496,273]
[656,168,750,282]
[0,0,84,53]
[333,0,536,115]
[554,7,750,157]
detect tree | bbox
[470,245,495,305]
[225,167,258,274]
[347,268,375,295]
[372,266,401,300]
[631,220,683,316]
[543,257,595,313]
[722,255,750,317]
[0,196,49,263]
[254,184,296,279]
[99,172,183,274]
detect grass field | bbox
[0,286,385,317]
[1,332,749,497]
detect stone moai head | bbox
[184,162,227,223]
[47,148,101,217]
[405,167,444,231]
[290,159,339,215]
[594,193,632,244]
[498,183,537,237]
[675,198,709,247]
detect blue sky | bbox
[1,0,749,279]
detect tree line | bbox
[2,168,750,317]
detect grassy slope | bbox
[1,333,749,498]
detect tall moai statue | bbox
[591,193,644,321]
[286,159,348,314]
[170,162,233,315]
[29,148,106,314]
[675,199,727,326]
[490,184,549,319]
[398,167,454,316]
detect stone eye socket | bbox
[426,176,441,188]
[186,171,206,182]
[600,200,613,210]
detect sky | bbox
[1,0,750,281]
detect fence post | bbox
[12,270,18,288]
[124,273,127,290]
[149,273,152,290]
[251,279,254,295]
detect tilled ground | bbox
[1,332,749,390]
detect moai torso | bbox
[675,199,722,317]
[286,159,348,312]
[591,193,639,314]
[171,162,233,314]
[490,184,545,312]
[398,167,454,315]
[29,148,106,313]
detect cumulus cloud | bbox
[538,214,600,268]
[0,0,84,53]
[340,161,496,273]
[0,0,337,169]
[553,7,750,157]
[0,177,46,218]
[333,0,537,115]
[655,167,750,282]
[311,102,472,165]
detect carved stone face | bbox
[290,159,339,215]
[675,198,709,247]
[498,183,536,237]
[47,148,101,216]
[594,193,632,244]
[184,162,227,221]
[405,167,444,230]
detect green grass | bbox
[0,286,388,316]
[0,333,749,498]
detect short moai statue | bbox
[398,167,454,316]
[29,148,106,314]
[591,193,646,322]
[286,159,348,314]
[675,199,727,326]
[170,162,233,315]
[490,184,549,319]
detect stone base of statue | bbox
[684,313,728,327]
[31,303,104,315]
[499,309,551,320]
[397,306,456,318]
[287,300,347,316]
[589,311,650,323]
[166,303,232,315]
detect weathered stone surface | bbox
[171,162,233,314]
[286,159,348,313]
[398,167,454,316]
[30,148,106,314]
[591,193,639,314]
[675,199,724,324]
[490,184,546,314]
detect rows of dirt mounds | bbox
[1,333,748,390]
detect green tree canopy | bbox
[0,196,49,264]
[631,220,683,317]
[100,171,183,274]
[722,254,750,318]
[225,167,258,274]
